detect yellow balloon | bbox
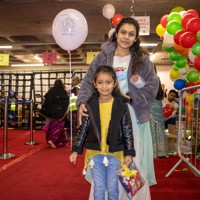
[170,7,185,13]
[186,94,194,104]
[156,24,166,37]
[170,69,181,80]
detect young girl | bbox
[69,65,135,200]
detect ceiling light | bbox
[0,45,13,49]
[34,55,43,62]
[140,43,158,47]
[11,63,44,67]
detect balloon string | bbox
[68,50,73,150]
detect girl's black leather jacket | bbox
[72,92,135,157]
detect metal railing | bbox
[166,85,200,177]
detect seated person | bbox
[162,89,179,129]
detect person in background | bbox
[68,76,81,141]
[39,79,69,148]
[161,84,167,98]
[150,77,168,158]
[76,17,159,199]
[70,65,135,200]
[162,89,179,129]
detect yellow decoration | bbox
[170,7,185,13]
[86,52,99,64]
[186,94,194,104]
[121,164,138,177]
[170,69,182,80]
[156,24,166,37]
[0,54,9,66]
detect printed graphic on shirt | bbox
[113,55,131,95]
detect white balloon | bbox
[102,4,115,19]
[179,11,186,18]
[108,28,116,39]
[163,31,174,47]
[52,9,88,51]
[188,48,196,63]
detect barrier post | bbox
[0,97,15,159]
[24,100,39,145]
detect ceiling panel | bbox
[0,0,199,70]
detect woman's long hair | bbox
[111,17,149,74]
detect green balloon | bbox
[167,12,182,23]
[166,20,182,35]
[168,50,181,61]
[173,64,179,71]
[197,31,200,42]
[175,56,187,68]
[186,71,199,82]
[162,44,173,52]
[192,42,200,56]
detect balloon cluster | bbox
[156,7,200,89]
[102,4,124,28]
[156,7,200,125]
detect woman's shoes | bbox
[48,140,56,149]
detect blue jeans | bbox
[91,155,120,200]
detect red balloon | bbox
[160,14,168,28]
[112,14,124,27]
[179,31,197,48]
[194,55,200,71]
[184,9,199,18]
[174,30,186,45]
[186,18,200,34]
[181,14,196,29]
[162,106,173,118]
[185,82,197,94]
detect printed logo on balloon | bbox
[52,9,88,51]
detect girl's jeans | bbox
[91,155,120,200]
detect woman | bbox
[76,17,159,199]
[39,79,69,148]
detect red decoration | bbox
[181,14,196,29]
[162,106,173,118]
[174,30,186,45]
[186,18,200,35]
[179,31,197,48]
[42,52,57,64]
[194,55,200,71]
[112,14,124,27]
[185,82,197,94]
[160,14,168,28]
[184,9,199,18]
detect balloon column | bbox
[156,7,200,125]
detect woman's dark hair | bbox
[54,79,65,89]
[111,17,148,74]
[94,65,120,94]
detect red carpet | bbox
[0,130,200,200]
